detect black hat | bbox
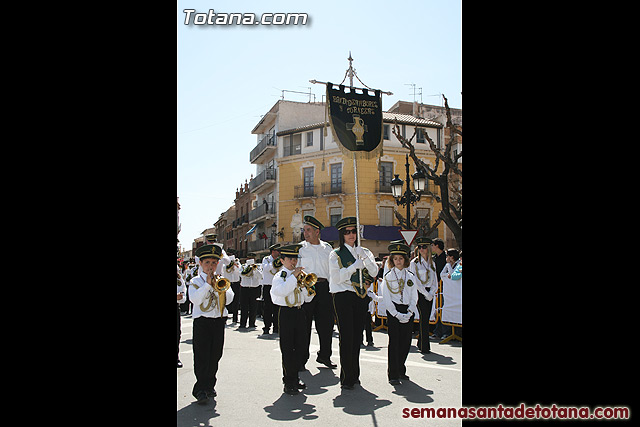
[388,242,410,256]
[335,216,357,231]
[279,244,302,258]
[194,244,222,260]
[204,234,216,243]
[303,215,325,230]
[268,243,281,252]
[415,237,432,245]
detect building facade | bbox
[245,99,462,258]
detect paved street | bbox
[177,314,461,427]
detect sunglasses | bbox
[343,228,358,235]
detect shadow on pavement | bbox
[391,380,434,404]
[333,385,392,416]
[177,399,219,427]
[263,393,318,421]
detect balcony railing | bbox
[321,180,346,195]
[249,133,276,163]
[249,202,276,223]
[294,185,316,198]
[249,168,276,192]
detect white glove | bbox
[348,258,364,273]
[425,291,434,302]
[397,313,410,323]
[354,246,366,258]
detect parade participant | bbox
[271,244,315,395]
[409,237,438,354]
[260,244,281,335]
[188,244,235,404]
[441,248,461,339]
[328,217,378,390]
[382,243,418,385]
[222,254,241,323]
[177,265,186,368]
[298,215,336,369]
[239,258,262,329]
[431,238,448,338]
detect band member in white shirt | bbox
[260,244,281,335]
[239,258,262,329]
[409,237,437,354]
[328,217,378,390]
[222,254,241,323]
[271,244,315,395]
[382,242,418,385]
[299,216,336,369]
[188,244,235,404]
[177,265,186,368]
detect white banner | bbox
[441,275,462,324]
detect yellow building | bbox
[248,100,461,258]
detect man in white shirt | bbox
[239,258,262,329]
[188,244,235,404]
[299,215,336,369]
[260,244,281,335]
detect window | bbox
[330,163,342,193]
[319,128,324,150]
[303,167,314,197]
[437,128,442,149]
[330,207,342,227]
[283,134,302,156]
[379,206,394,226]
[383,124,390,140]
[306,131,313,147]
[416,128,426,143]
[416,208,430,230]
[379,162,393,192]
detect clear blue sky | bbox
[177,0,461,250]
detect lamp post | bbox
[391,154,426,229]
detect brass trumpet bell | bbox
[213,277,231,309]
[297,271,317,296]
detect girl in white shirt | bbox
[382,242,418,385]
[409,237,437,354]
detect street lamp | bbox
[392,154,425,229]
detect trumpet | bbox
[213,276,231,309]
[241,263,258,276]
[297,271,317,297]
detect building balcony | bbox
[250,133,277,164]
[249,202,276,224]
[321,180,347,195]
[294,185,316,198]
[248,168,276,193]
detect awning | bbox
[320,224,402,242]
[246,224,258,235]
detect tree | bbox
[391,94,462,249]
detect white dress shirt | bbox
[222,259,241,282]
[409,257,437,300]
[328,243,378,294]
[270,266,315,307]
[261,255,276,285]
[189,271,235,319]
[381,267,418,318]
[298,240,333,280]
[240,263,263,287]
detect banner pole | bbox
[353,153,363,289]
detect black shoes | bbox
[283,384,299,395]
[388,379,401,385]
[341,383,355,390]
[316,356,337,368]
[196,391,208,404]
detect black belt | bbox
[279,304,303,310]
[316,278,328,282]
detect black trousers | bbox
[278,305,307,387]
[386,304,414,381]
[416,292,433,352]
[177,304,182,360]
[229,281,241,322]
[332,291,368,386]
[262,284,278,332]
[192,316,226,398]
[240,286,260,327]
[302,279,334,363]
